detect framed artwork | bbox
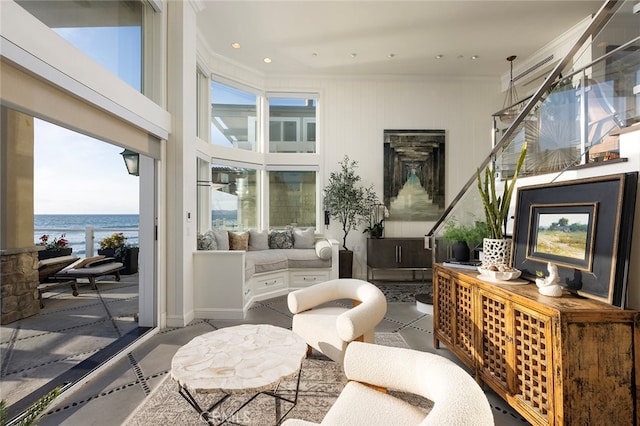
[512,172,638,307]
[526,203,597,271]
[383,129,445,221]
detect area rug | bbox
[373,281,433,303]
[125,333,432,425]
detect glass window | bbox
[268,97,317,153]
[17,0,143,91]
[269,171,316,228]
[211,81,257,151]
[210,164,258,230]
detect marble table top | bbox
[171,324,307,394]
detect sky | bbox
[34,119,139,214]
[32,24,141,214]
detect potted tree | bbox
[98,232,139,275]
[476,143,527,266]
[323,156,377,278]
[442,218,487,262]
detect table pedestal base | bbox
[178,367,302,426]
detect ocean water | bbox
[34,214,139,257]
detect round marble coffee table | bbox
[171,324,307,425]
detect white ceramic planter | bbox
[482,238,512,267]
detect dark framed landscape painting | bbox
[512,172,638,307]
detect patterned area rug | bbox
[125,333,432,425]
[373,281,433,303]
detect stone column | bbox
[1,106,39,324]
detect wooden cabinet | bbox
[366,238,431,280]
[433,264,639,426]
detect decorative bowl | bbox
[477,265,522,281]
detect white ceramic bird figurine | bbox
[535,262,563,297]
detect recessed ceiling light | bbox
[350,53,357,58]
[471,55,479,60]
[263,57,272,64]
[435,54,443,59]
[231,42,241,49]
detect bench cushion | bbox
[286,249,332,269]
[246,251,289,274]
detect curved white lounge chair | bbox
[283,341,494,426]
[287,278,387,364]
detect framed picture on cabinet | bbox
[525,202,597,271]
[512,172,638,308]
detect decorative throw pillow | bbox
[315,239,333,260]
[72,255,106,269]
[293,227,315,249]
[213,230,229,250]
[197,231,218,250]
[249,229,269,251]
[229,231,250,251]
[269,229,294,249]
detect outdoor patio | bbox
[0,272,140,411]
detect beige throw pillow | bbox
[229,231,250,251]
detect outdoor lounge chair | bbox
[38,254,80,308]
[38,256,124,307]
[54,257,124,290]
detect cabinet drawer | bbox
[253,274,286,295]
[243,285,252,303]
[290,271,330,287]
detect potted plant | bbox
[323,156,377,277]
[36,234,72,260]
[476,143,527,265]
[363,203,388,239]
[442,219,487,261]
[98,232,139,275]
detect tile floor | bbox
[3,279,529,425]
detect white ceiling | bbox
[196,1,604,80]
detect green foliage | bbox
[443,219,488,247]
[37,234,69,250]
[323,156,377,250]
[0,400,7,426]
[1,387,61,426]
[99,232,127,250]
[476,143,527,239]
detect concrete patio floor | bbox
[1,273,140,413]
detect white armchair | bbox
[283,341,494,426]
[287,278,387,364]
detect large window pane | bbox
[269,171,316,228]
[268,97,317,153]
[211,81,257,150]
[210,165,258,230]
[17,0,143,91]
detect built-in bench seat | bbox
[193,229,338,319]
[245,248,332,278]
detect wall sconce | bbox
[120,149,139,176]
